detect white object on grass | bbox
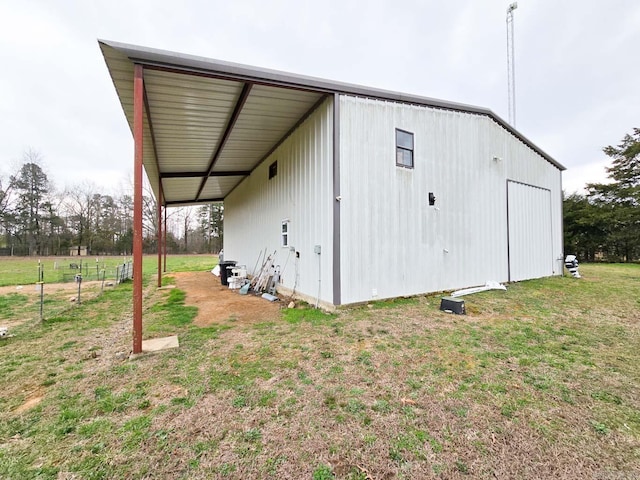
[451,281,506,298]
[564,255,581,278]
[211,265,220,276]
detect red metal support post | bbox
[132,63,144,354]
[163,206,167,272]
[157,190,163,288]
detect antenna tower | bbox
[506,3,518,127]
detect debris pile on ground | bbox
[214,250,283,302]
[451,280,506,298]
[250,250,279,295]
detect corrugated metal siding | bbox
[507,182,553,281]
[162,178,201,202]
[339,96,562,305]
[145,69,240,173]
[215,85,323,172]
[200,176,248,199]
[489,120,564,277]
[223,99,334,304]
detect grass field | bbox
[0,254,217,287]
[0,261,638,479]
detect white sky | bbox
[1,0,638,195]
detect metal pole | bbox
[163,205,167,273]
[157,190,163,288]
[317,256,321,308]
[133,63,144,354]
[506,2,518,127]
[39,282,44,321]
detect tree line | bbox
[564,128,640,262]
[0,150,223,256]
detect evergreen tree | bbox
[10,155,51,255]
[586,128,640,261]
[563,192,608,261]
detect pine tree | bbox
[587,128,640,261]
[10,155,51,255]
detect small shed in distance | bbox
[69,246,88,257]
[101,40,565,309]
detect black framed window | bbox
[396,129,414,168]
[269,161,277,179]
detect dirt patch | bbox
[14,387,45,414]
[0,280,103,296]
[169,271,281,326]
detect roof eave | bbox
[98,39,566,173]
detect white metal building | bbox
[101,40,564,311]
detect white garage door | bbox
[507,181,553,282]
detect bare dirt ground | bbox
[168,271,282,326]
[0,280,103,296]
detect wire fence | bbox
[57,261,133,284]
[37,262,133,321]
[116,262,133,284]
[31,280,106,322]
[4,260,135,324]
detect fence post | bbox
[76,274,82,305]
[37,282,44,321]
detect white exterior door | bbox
[507,181,553,282]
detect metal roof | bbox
[99,39,564,206]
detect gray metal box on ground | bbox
[440,296,465,315]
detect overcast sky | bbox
[1,0,638,195]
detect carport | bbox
[100,40,333,353]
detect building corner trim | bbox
[332,93,341,306]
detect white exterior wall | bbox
[223,98,334,305]
[507,182,553,281]
[339,96,562,305]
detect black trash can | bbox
[219,261,237,286]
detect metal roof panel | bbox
[99,39,564,207]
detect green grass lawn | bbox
[0,262,638,479]
[0,254,217,287]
